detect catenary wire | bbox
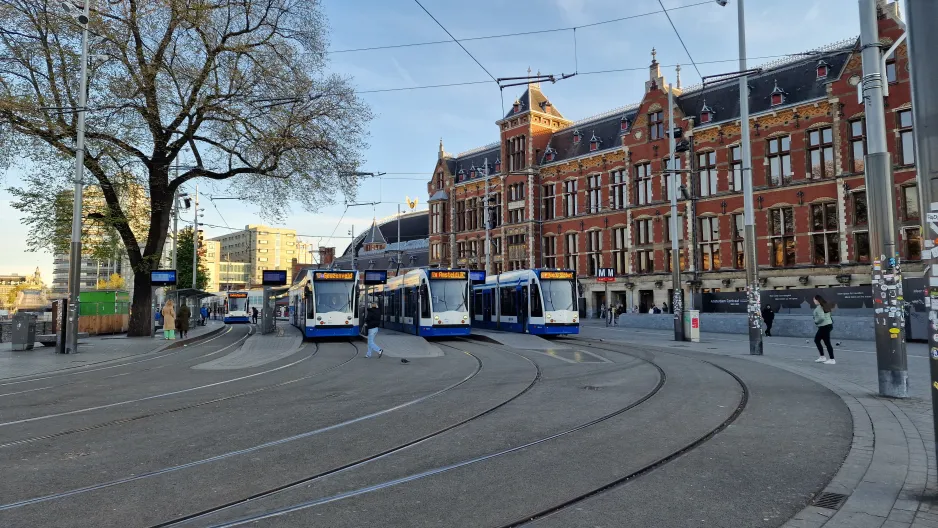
[657,0,704,81]
[413,0,498,83]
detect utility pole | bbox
[350,225,356,271]
[192,184,199,289]
[737,0,763,355]
[171,191,179,269]
[484,158,492,275]
[906,0,938,467]
[64,0,92,354]
[397,203,402,271]
[859,0,907,398]
[668,84,685,342]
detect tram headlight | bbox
[317,316,322,321]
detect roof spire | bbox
[651,47,657,65]
[675,64,681,89]
[438,137,444,159]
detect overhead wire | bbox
[657,0,704,81]
[413,0,498,83]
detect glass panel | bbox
[851,120,863,137]
[822,128,832,143]
[781,136,790,151]
[784,209,794,234]
[429,280,467,312]
[905,186,920,219]
[809,130,819,146]
[708,152,716,165]
[886,62,897,83]
[785,237,796,266]
[314,282,355,313]
[827,233,840,263]
[856,232,870,263]
[855,192,868,225]
[902,131,916,165]
[907,228,922,260]
[773,239,784,266]
[813,234,826,264]
[713,248,721,269]
[812,205,823,230]
[702,246,711,271]
[770,157,780,184]
[810,150,821,177]
[852,141,865,172]
[782,154,791,177]
[542,280,575,311]
[900,111,913,128]
[769,140,779,154]
[771,209,781,236]
[823,147,833,175]
[826,203,838,229]
[736,241,744,268]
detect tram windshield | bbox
[228,295,248,312]
[429,280,468,312]
[542,280,576,312]
[314,282,354,313]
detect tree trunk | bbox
[127,271,155,336]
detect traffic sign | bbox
[597,268,615,282]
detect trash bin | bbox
[12,312,37,351]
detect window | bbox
[587,231,602,276]
[457,241,467,259]
[699,217,721,271]
[770,207,796,267]
[466,198,478,231]
[635,219,653,246]
[612,227,628,275]
[663,156,682,201]
[564,233,578,272]
[730,146,743,192]
[508,135,526,171]
[431,243,441,260]
[849,119,866,173]
[808,127,834,178]
[698,151,717,196]
[854,232,870,263]
[259,248,268,253]
[649,111,664,140]
[854,191,868,225]
[508,207,524,224]
[635,163,653,205]
[636,250,654,273]
[455,200,466,231]
[563,180,578,217]
[259,240,268,244]
[611,170,627,210]
[508,183,524,202]
[732,214,745,268]
[811,203,840,265]
[885,58,897,84]
[491,236,502,257]
[587,174,601,213]
[899,110,915,165]
[544,236,557,268]
[767,136,792,186]
[666,215,683,242]
[906,227,922,260]
[489,192,502,228]
[666,249,686,272]
[541,184,555,220]
[903,185,919,220]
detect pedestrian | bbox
[600,303,606,321]
[161,299,176,340]
[176,302,191,339]
[762,304,775,336]
[812,295,835,364]
[651,303,661,314]
[251,306,259,324]
[662,301,669,314]
[365,302,384,358]
[200,305,208,326]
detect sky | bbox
[0,0,868,282]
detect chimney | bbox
[319,247,335,266]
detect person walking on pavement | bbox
[176,302,191,339]
[600,303,606,322]
[161,299,176,340]
[251,306,259,325]
[762,305,775,336]
[365,302,383,358]
[813,295,835,364]
[200,305,208,326]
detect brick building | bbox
[428,1,919,318]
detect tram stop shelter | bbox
[156,288,216,336]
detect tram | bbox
[471,269,579,335]
[223,290,251,324]
[289,269,360,338]
[366,269,471,337]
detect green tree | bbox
[175,228,210,291]
[1,0,372,335]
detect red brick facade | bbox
[428,2,920,317]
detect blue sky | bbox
[0,0,865,281]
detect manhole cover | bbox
[811,492,848,510]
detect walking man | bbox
[762,304,775,337]
[365,302,384,358]
[251,306,259,325]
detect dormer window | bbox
[494,158,501,173]
[700,100,714,124]
[469,165,476,178]
[573,129,582,144]
[816,59,829,80]
[589,132,601,152]
[457,168,466,182]
[512,99,521,113]
[770,80,785,106]
[620,116,630,132]
[544,147,556,162]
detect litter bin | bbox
[12,312,37,351]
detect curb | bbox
[158,325,227,351]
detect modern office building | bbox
[211,225,299,286]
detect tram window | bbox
[500,287,516,317]
[473,290,483,315]
[530,284,543,317]
[420,284,431,319]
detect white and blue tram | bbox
[367,269,471,337]
[472,269,579,335]
[223,291,251,324]
[289,270,360,338]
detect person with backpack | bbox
[365,302,383,358]
[761,304,775,336]
[813,295,835,364]
[251,306,259,324]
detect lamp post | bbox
[667,84,685,342]
[64,0,92,354]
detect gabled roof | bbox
[449,143,500,183]
[362,220,387,245]
[503,85,565,120]
[540,106,639,165]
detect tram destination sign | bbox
[540,270,575,280]
[150,269,177,286]
[363,270,388,285]
[228,292,248,298]
[314,271,355,281]
[430,270,468,280]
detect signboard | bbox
[262,270,287,286]
[540,270,575,280]
[314,271,355,281]
[363,270,388,285]
[430,270,468,280]
[150,269,177,286]
[469,270,486,283]
[597,268,615,282]
[228,292,248,298]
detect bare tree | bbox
[0,0,371,335]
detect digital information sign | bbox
[539,270,575,280]
[363,270,388,285]
[430,270,468,280]
[228,292,248,298]
[314,271,355,281]
[150,269,177,286]
[469,270,486,283]
[262,270,287,286]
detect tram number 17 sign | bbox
[597,268,616,282]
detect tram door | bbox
[520,286,529,333]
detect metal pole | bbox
[65,0,92,354]
[668,84,685,342]
[351,225,356,271]
[171,194,178,269]
[906,0,938,467]
[738,0,763,355]
[858,0,907,397]
[484,159,491,275]
[192,184,198,289]
[397,203,402,270]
